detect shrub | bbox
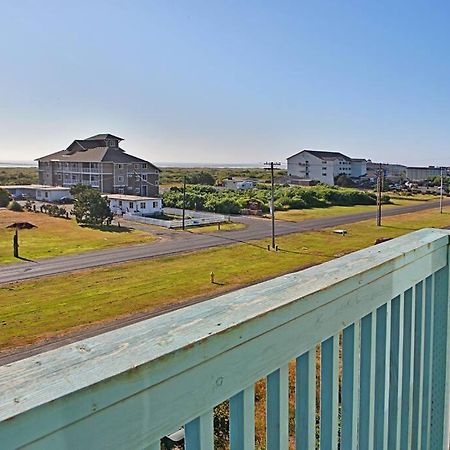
[8,200,23,212]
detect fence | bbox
[1,228,449,449]
[124,208,229,229]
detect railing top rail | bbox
[0,228,448,423]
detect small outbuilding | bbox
[105,194,162,216]
[0,184,72,202]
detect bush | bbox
[0,188,10,207]
[162,184,382,215]
[8,200,23,212]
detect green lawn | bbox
[1,207,449,351]
[0,210,155,264]
[274,198,427,221]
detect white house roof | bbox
[104,194,160,202]
[287,150,351,161]
[1,184,71,191]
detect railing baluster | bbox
[295,350,316,450]
[400,288,415,449]
[430,263,450,449]
[230,386,255,450]
[421,276,433,449]
[341,322,360,450]
[320,335,339,450]
[374,302,390,450]
[387,295,404,449]
[412,281,425,450]
[359,312,376,450]
[266,365,289,450]
[185,411,214,450]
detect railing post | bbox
[429,243,450,449]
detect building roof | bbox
[85,134,124,141]
[1,184,71,191]
[351,158,367,162]
[406,166,442,170]
[36,134,159,170]
[104,194,160,201]
[288,149,351,161]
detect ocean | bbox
[0,161,286,169]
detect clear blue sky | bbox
[1,0,450,165]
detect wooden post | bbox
[13,227,19,258]
[182,176,186,230]
[376,163,383,226]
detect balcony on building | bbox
[1,229,450,449]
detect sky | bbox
[1,0,450,166]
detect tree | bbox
[0,188,11,207]
[72,187,112,225]
[186,171,216,185]
[334,174,356,188]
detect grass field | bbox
[187,222,246,233]
[0,167,38,185]
[274,198,428,221]
[0,210,155,264]
[1,207,449,351]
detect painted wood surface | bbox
[0,228,449,449]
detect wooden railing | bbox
[1,228,449,449]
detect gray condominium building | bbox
[36,134,160,197]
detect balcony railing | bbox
[1,228,449,449]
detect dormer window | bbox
[107,139,117,147]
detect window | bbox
[118,176,124,182]
[135,188,140,193]
[118,164,123,169]
[142,174,147,180]
[57,174,62,180]
[118,200,122,207]
[140,202,146,209]
[45,192,49,198]
[152,201,158,208]
[129,202,134,209]
[134,164,139,169]
[142,164,147,168]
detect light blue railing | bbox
[1,228,449,449]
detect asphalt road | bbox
[1,199,449,285]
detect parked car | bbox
[57,196,74,204]
[12,193,26,201]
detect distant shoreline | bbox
[0,161,286,169]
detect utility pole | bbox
[264,161,281,250]
[182,175,186,230]
[440,166,444,214]
[376,163,383,226]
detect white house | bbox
[223,178,255,190]
[105,194,162,216]
[1,184,72,202]
[287,150,353,185]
